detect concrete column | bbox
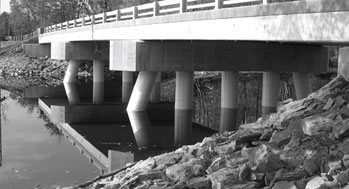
[150,72,161,103]
[219,71,239,133]
[175,71,193,146]
[127,71,159,147]
[63,60,81,83]
[339,47,349,81]
[262,72,280,116]
[64,83,80,105]
[292,72,312,100]
[93,60,104,104]
[122,71,133,104]
[64,60,81,105]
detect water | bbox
[0,90,99,189]
[0,85,216,188]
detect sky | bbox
[1,0,10,13]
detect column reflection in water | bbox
[127,71,159,147]
[93,82,104,104]
[64,82,80,105]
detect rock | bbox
[138,171,165,182]
[336,168,349,186]
[333,119,349,139]
[305,176,328,189]
[242,144,284,172]
[303,153,323,175]
[323,98,335,110]
[302,116,334,136]
[187,177,211,189]
[272,181,297,189]
[238,164,252,181]
[165,158,208,182]
[270,119,303,147]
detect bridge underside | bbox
[39,0,349,44]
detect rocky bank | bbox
[74,75,349,189]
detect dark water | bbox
[0,90,98,189]
[0,84,216,189]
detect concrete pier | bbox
[64,60,81,83]
[219,71,239,133]
[127,71,159,147]
[122,71,133,104]
[150,72,161,103]
[262,72,280,116]
[292,72,312,100]
[93,60,105,104]
[339,47,349,81]
[64,60,82,105]
[175,71,193,146]
[64,83,80,105]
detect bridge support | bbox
[339,47,349,81]
[292,72,312,100]
[127,71,159,147]
[64,60,81,105]
[122,71,134,103]
[219,71,239,133]
[150,72,161,103]
[262,72,280,116]
[93,60,104,104]
[175,71,193,146]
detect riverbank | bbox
[67,75,349,189]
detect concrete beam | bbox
[23,44,51,57]
[110,41,328,72]
[51,42,109,60]
[40,0,349,44]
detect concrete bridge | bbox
[21,0,349,147]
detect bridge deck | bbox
[39,0,349,44]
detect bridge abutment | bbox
[262,72,280,116]
[219,71,239,133]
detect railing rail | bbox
[7,30,39,42]
[34,0,289,35]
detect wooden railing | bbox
[42,0,280,34]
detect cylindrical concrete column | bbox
[150,72,161,103]
[93,60,104,104]
[127,71,159,147]
[122,71,133,104]
[63,60,82,105]
[175,71,193,147]
[64,60,81,83]
[262,72,280,116]
[64,82,80,105]
[219,71,239,133]
[339,47,349,81]
[292,72,311,100]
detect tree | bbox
[0,12,11,40]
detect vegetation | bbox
[0,0,154,40]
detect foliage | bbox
[0,12,11,40]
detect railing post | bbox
[180,0,187,13]
[74,19,77,27]
[66,21,69,29]
[153,0,160,16]
[103,12,107,23]
[215,0,223,9]
[91,15,95,24]
[61,23,64,30]
[133,6,138,20]
[116,9,121,21]
[55,24,57,31]
[263,0,269,4]
[82,17,86,26]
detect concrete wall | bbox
[0,41,18,49]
